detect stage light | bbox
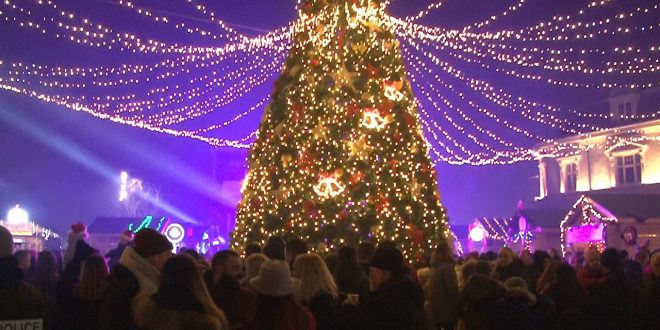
[7,205,29,225]
[469,224,485,242]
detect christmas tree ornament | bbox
[361,108,388,130]
[313,176,346,199]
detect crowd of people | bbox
[1,222,659,330]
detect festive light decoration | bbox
[232,0,453,261]
[560,195,617,256]
[164,223,185,244]
[0,0,657,165]
[313,176,346,199]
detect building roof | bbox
[88,217,142,234]
[534,187,660,222]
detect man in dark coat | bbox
[99,229,173,330]
[204,250,254,328]
[358,244,426,330]
[0,225,55,329]
[456,260,505,330]
[105,230,134,269]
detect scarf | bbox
[120,247,161,295]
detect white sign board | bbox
[0,319,43,330]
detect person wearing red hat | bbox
[99,228,173,330]
[63,223,96,270]
[105,230,135,269]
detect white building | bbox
[536,88,660,199]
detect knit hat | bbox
[250,259,300,296]
[370,246,404,276]
[134,229,172,258]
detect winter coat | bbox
[424,263,459,325]
[245,298,317,330]
[106,242,131,269]
[0,256,55,328]
[634,276,660,330]
[204,271,255,327]
[358,277,426,330]
[586,270,633,330]
[64,295,102,330]
[99,247,160,330]
[494,259,525,282]
[133,293,225,330]
[305,292,340,330]
[479,285,540,330]
[456,274,503,330]
[577,266,603,296]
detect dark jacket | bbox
[634,276,660,330]
[133,293,224,330]
[456,274,503,330]
[586,270,633,330]
[0,256,55,328]
[479,286,540,330]
[106,242,131,269]
[494,259,525,282]
[204,271,254,327]
[65,295,102,330]
[306,292,339,330]
[359,278,426,330]
[99,264,140,330]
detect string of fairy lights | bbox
[0,0,658,165]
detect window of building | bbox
[617,102,633,119]
[616,154,642,185]
[564,163,577,192]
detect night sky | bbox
[1,0,631,235]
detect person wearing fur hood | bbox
[99,229,173,330]
[478,276,541,330]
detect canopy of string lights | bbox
[0,0,658,165]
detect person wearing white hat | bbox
[245,259,316,330]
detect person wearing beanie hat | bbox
[99,229,173,330]
[106,230,135,269]
[356,245,426,330]
[0,225,55,327]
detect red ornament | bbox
[338,29,347,50]
[393,132,402,142]
[402,112,416,128]
[377,101,394,116]
[303,2,313,12]
[389,159,398,171]
[350,171,365,184]
[375,195,389,212]
[366,64,380,78]
[346,103,361,117]
[292,103,304,122]
[285,221,293,230]
[408,224,424,245]
[310,58,320,68]
[339,209,349,220]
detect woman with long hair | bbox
[544,263,586,328]
[293,254,339,330]
[247,259,315,330]
[66,254,109,329]
[133,254,228,330]
[242,253,268,288]
[30,250,59,300]
[536,261,561,294]
[333,246,369,297]
[424,240,459,330]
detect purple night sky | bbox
[1,0,642,235]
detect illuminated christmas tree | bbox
[232,0,452,261]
